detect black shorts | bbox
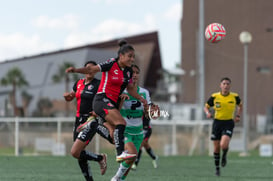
[211,119,234,140]
[143,127,152,141]
[73,116,99,144]
[77,120,98,144]
[93,93,118,119]
[73,116,89,141]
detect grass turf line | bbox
[0,154,273,181]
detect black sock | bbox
[78,159,94,181]
[222,148,228,159]
[114,124,125,155]
[96,124,114,144]
[135,149,142,165]
[146,148,156,160]
[80,150,102,162]
[214,152,220,170]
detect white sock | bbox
[115,163,129,178]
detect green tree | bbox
[52,62,78,116]
[32,97,53,117]
[37,97,53,117]
[21,90,33,117]
[0,67,29,116]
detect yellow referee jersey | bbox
[205,92,241,120]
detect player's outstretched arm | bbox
[66,64,100,75]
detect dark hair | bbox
[84,60,97,67]
[221,77,231,83]
[132,64,140,72]
[117,39,134,57]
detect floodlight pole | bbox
[242,43,249,154]
[198,0,205,119]
[239,31,252,155]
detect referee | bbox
[204,77,242,176]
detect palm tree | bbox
[32,97,53,117]
[52,62,78,116]
[0,67,29,116]
[21,90,33,117]
[37,97,53,117]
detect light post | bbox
[239,31,252,155]
[167,67,185,155]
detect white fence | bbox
[0,117,212,156]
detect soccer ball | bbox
[205,23,226,43]
[148,104,160,120]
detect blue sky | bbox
[0,0,182,70]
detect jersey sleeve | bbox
[235,95,241,105]
[98,58,116,72]
[94,79,100,92]
[144,89,152,105]
[72,80,79,92]
[206,96,214,107]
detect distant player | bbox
[132,103,159,170]
[64,61,107,181]
[204,77,242,176]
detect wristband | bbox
[206,111,209,115]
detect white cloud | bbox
[92,17,157,36]
[164,2,182,21]
[64,17,157,48]
[144,14,157,30]
[0,14,158,61]
[0,33,56,61]
[32,14,79,29]
[89,0,133,5]
[92,19,141,35]
[64,32,94,48]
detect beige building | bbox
[181,0,273,129]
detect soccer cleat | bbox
[116,151,136,163]
[111,175,121,181]
[76,116,96,132]
[152,156,158,168]
[98,153,107,175]
[215,169,220,176]
[131,163,137,170]
[221,157,227,167]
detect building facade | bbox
[181,0,273,127]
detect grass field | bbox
[0,152,273,181]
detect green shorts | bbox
[124,132,144,151]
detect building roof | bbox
[0,31,162,116]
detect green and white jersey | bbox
[120,86,151,135]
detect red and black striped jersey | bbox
[73,78,100,117]
[97,58,133,103]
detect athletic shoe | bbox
[215,169,220,176]
[76,116,95,132]
[131,163,137,170]
[152,156,158,168]
[221,157,227,167]
[116,151,136,163]
[98,154,107,175]
[111,175,121,181]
